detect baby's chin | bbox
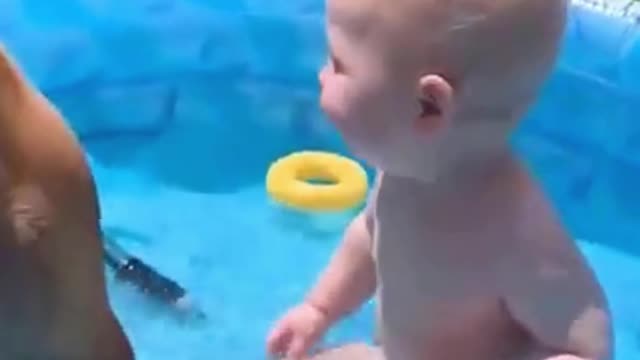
[375,156,440,182]
[345,144,398,171]
[341,137,435,180]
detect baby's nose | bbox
[318,64,330,87]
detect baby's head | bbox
[319,0,567,181]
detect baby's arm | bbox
[304,173,380,323]
[305,207,377,323]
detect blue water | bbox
[1,0,640,358]
[82,75,377,359]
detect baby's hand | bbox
[266,302,330,359]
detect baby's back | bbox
[371,173,611,360]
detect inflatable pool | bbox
[0,0,638,358]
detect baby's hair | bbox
[436,0,568,122]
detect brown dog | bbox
[0,45,134,359]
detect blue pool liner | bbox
[1,1,640,358]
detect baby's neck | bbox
[387,150,533,207]
[442,151,527,192]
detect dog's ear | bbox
[0,44,29,109]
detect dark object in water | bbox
[103,236,206,320]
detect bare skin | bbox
[0,45,134,359]
[266,0,612,359]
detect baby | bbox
[266,0,613,359]
[0,46,134,359]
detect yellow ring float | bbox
[266,151,369,211]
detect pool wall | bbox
[0,0,327,141]
[0,1,634,143]
[514,3,640,256]
[1,1,640,248]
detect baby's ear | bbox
[414,74,454,136]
